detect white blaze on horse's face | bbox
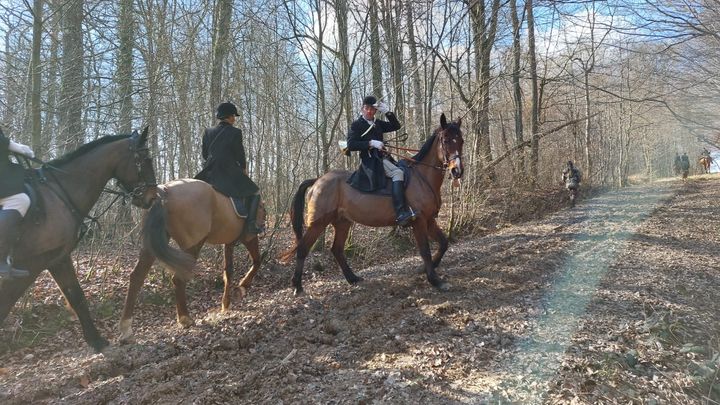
[450,155,463,178]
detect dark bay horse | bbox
[118,179,264,341]
[0,129,157,352]
[283,113,463,295]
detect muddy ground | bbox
[0,177,719,404]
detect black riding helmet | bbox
[216,102,240,119]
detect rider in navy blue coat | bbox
[346,95,416,226]
[0,131,34,278]
[195,102,262,233]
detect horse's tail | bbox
[280,178,317,262]
[142,199,194,282]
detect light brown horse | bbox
[0,129,157,352]
[118,179,265,341]
[283,113,463,295]
[699,156,712,174]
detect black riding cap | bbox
[362,95,377,106]
[216,102,240,119]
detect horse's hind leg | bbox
[427,218,449,270]
[411,222,449,291]
[48,255,109,352]
[119,246,155,342]
[174,243,202,328]
[292,220,329,296]
[238,236,261,290]
[331,219,361,284]
[221,243,234,312]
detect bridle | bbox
[116,133,158,208]
[438,127,463,178]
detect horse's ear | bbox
[440,113,447,129]
[139,126,149,146]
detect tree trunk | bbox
[370,0,383,97]
[117,0,134,133]
[59,0,84,152]
[510,0,524,180]
[209,0,233,109]
[406,3,425,142]
[526,0,540,186]
[30,0,43,154]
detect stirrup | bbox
[0,263,30,279]
[396,207,417,227]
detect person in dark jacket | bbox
[561,160,582,189]
[680,152,690,179]
[0,132,34,278]
[195,102,263,234]
[346,95,416,226]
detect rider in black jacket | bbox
[195,102,263,233]
[0,131,34,278]
[346,95,416,226]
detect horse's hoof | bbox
[437,281,451,291]
[347,276,363,285]
[415,265,425,275]
[293,287,304,297]
[118,326,133,343]
[237,286,247,300]
[178,316,195,328]
[93,337,111,353]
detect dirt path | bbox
[1,178,719,404]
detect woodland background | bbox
[1,0,719,236]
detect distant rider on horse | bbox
[562,160,582,193]
[0,132,34,279]
[195,102,263,234]
[346,95,417,226]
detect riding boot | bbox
[391,181,417,227]
[0,210,30,279]
[244,195,264,234]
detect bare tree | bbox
[58,0,84,152]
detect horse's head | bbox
[116,126,158,208]
[437,113,464,179]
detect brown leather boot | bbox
[0,209,29,278]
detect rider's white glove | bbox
[8,140,34,158]
[369,140,384,150]
[374,102,389,114]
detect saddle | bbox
[350,160,413,196]
[22,170,46,224]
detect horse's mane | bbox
[47,134,132,167]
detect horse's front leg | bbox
[174,243,202,328]
[0,270,41,323]
[237,236,262,293]
[48,255,109,352]
[119,247,155,342]
[427,218,449,270]
[331,219,361,284]
[411,221,449,290]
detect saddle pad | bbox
[230,197,248,218]
[350,162,413,196]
